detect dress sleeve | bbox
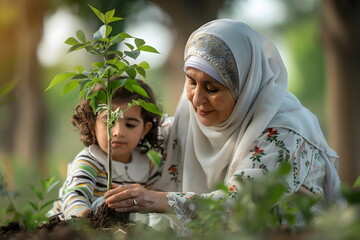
[166,127,322,224]
[60,158,100,219]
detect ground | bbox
[0,204,134,240]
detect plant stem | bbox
[106,89,113,191]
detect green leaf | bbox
[133,84,149,98]
[138,45,159,53]
[76,30,86,43]
[83,86,95,100]
[353,175,360,188]
[72,74,88,80]
[125,68,137,79]
[125,43,134,50]
[30,185,44,201]
[64,37,79,45]
[104,9,115,24]
[40,178,49,192]
[88,4,104,23]
[108,50,124,58]
[109,78,127,91]
[92,61,105,68]
[110,36,123,44]
[46,72,77,91]
[115,61,127,71]
[109,16,123,23]
[97,25,112,38]
[135,38,146,48]
[118,32,133,39]
[74,65,84,74]
[61,80,80,96]
[28,201,38,211]
[96,104,109,114]
[136,66,146,78]
[99,25,107,38]
[90,95,99,113]
[139,100,162,115]
[93,30,102,40]
[106,25,112,37]
[147,150,162,168]
[138,61,150,69]
[67,43,86,53]
[124,50,140,60]
[0,77,18,97]
[278,162,291,176]
[98,89,107,104]
[40,199,59,211]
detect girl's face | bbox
[185,67,236,126]
[95,102,152,163]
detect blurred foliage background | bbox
[0,0,359,212]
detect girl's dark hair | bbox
[71,79,163,153]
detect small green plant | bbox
[46,5,162,191]
[0,172,59,229]
[188,163,321,239]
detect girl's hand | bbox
[104,183,168,213]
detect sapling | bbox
[0,172,59,229]
[46,5,162,191]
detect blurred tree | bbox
[273,0,360,185]
[0,0,47,176]
[322,0,360,185]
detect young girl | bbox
[49,80,163,219]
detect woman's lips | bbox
[197,109,213,116]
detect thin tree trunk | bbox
[0,0,47,176]
[322,0,360,185]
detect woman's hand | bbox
[104,183,169,213]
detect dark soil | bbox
[0,204,133,240]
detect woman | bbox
[104,19,342,230]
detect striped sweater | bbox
[49,144,162,219]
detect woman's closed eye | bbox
[206,86,219,93]
[187,79,197,87]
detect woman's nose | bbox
[192,87,207,107]
[112,121,125,137]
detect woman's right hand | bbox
[104,183,169,213]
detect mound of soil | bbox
[0,204,133,240]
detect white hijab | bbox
[157,19,340,202]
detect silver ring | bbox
[133,198,138,205]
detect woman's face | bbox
[185,67,236,126]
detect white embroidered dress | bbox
[153,19,341,228]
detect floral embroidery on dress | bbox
[172,138,178,150]
[266,128,279,142]
[228,184,239,199]
[250,146,265,168]
[259,164,269,174]
[168,164,179,182]
[236,170,255,180]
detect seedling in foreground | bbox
[46,5,162,191]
